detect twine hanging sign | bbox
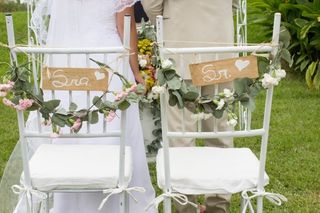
[41,67,109,91]
[189,55,259,86]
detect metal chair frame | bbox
[6,14,134,213]
[155,13,281,213]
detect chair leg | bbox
[119,191,126,213]
[257,196,263,213]
[164,197,171,213]
[124,192,129,213]
[45,193,50,213]
[240,196,245,213]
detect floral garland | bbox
[137,21,162,153]
[0,59,146,135]
[1,22,286,140]
[151,54,286,128]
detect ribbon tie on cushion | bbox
[12,184,48,213]
[145,190,199,211]
[241,188,287,213]
[98,186,146,210]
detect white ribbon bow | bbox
[145,191,199,211]
[12,184,48,213]
[98,186,146,210]
[241,188,288,213]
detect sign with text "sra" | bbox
[189,55,259,86]
[41,67,109,91]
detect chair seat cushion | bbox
[156,147,269,195]
[29,144,132,191]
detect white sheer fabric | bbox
[30,0,140,45]
[0,0,157,212]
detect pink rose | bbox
[129,84,137,92]
[0,82,13,91]
[0,91,7,97]
[15,99,34,111]
[105,110,116,122]
[2,98,15,108]
[115,91,128,101]
[71,118,82,132]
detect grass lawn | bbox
[1,4,320,213]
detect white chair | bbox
[148,13,286,213]
[6,15,143,213]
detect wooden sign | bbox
[41,67,109,91]
[189,55,259,86]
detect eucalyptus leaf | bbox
[69,102,78,111]
[44,100,61,111]
[89,111,99,124]
[51,113,66,127]
[74,109,88,118]
[172,90,184,109]
[93,96,103,108]
[167,77,182,90]
[157,71,166,86]
[168,93,177,106]
[118,100,131,110]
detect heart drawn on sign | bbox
[235,59,250,71]
[94,71,106,80]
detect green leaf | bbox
[300,21,317,39]
[212,109,224,119]
[168,92,177,106]
[118,100,131,110]
[136,84,145,94]
[162,68,176,80]
[313,63,320,89]
[93,96,103,108]
[44,100,61,111]
[69,102,78,111]
[157,71,166,86]
[74,109,88,118]
[88,111,99,124]
[167,77,182,90]
[305,61,318,88]
[172,91,184,109]
[51,113,66,127]
[234,78,253,94]
[56,108,67,115]
[281,48,293,65]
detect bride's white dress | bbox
[25,0,156,212]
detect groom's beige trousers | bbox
[142,0,238,212]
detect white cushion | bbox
[157,147,269,195]
[29,144,132,191]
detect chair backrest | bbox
[5,14,132,191]
[156,13,281,193]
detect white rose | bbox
[216,99,225,110]
[227,118,237,127]
[162,59,173,69]
[152,86,166,94]
[261,73,279,89]
[223,88,233,98]
[275,69,286,80]
[147,92,159,100]
[139,59,148,68]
